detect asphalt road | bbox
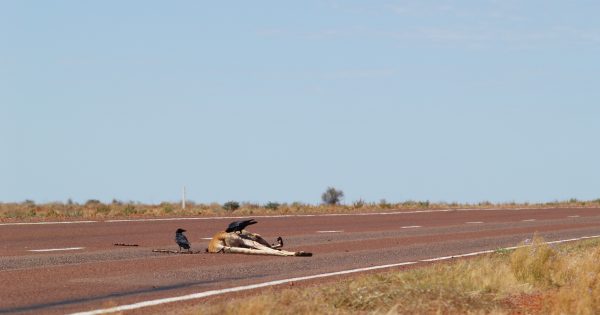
[2,207,600,314]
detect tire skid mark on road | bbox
[69,234,600,315]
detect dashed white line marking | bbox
[522,219,536,222]
[400,225,421,229]
[28,247,84,252]
[568,215,580,218]
[200,238,213,240]
[69,234,600,315]
[317,230,343,233]
[465,221,484,224]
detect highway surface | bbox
[2,207,600,314]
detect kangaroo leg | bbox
[237,238,307,256]
[272,236,284,249]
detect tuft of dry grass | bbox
[541,240,600,315]
[183,237,600,315]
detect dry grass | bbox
[2,198,600,221]
[181,237,600,315]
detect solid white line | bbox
[3,206,586,227]
[317,230,343,233]
[28,247,84,252]
[522,219,536,222]
[420,256,454,262]
[0,221,97,226]
[400,225,421,229]
[103,210,451,223]
[69,234,600,315]
[465,221,484,224]
[1,211,448,227]
[69,261,418,315]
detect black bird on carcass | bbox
[175,228,191,252]
[225,219,257,233]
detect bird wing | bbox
[226,219,258,232]
[225,221,240,232]
[176,233,190,247]
[240,219,257,230]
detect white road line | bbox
[568,215,580,218]
[70,261,419,315]
[0,211,450,227]
[0,221,97,226]
[69,234,600,315]
[105,211,449,223]
[420,256,454,262]
[400,225,421,229]
[522,219,536,222]
[200,237,213,240]
[465,221,484,224]
[28,247,84,252]
[2,206,587,227]
[317,230,343,233]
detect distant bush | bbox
[161,203,174,214]
[242,202,261,209]
[85,199,101,206]
[265,202,280,210]
[353,199,366,208]
[223,201,240,211]
[97,205,111,215]
[378,199,391,209]
[291,201,305,209]
[321,187,344,205]
[123,204,137,215]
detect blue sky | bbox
[1,1,599,204]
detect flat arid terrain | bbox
[2,206,600,314]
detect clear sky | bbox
[1,1,599,204]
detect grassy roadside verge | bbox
[2,199,600,221]
[182,237,600,315]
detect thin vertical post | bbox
[182,186,186,210]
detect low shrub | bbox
[223,201,240,211]
[264,202,280,211]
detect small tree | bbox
[321,187,344,205]
[265,202,280,211]
[223,201,240,211]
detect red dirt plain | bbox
[1,207,600,314]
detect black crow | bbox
[225,219,257,233]
[175,228,191,252]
